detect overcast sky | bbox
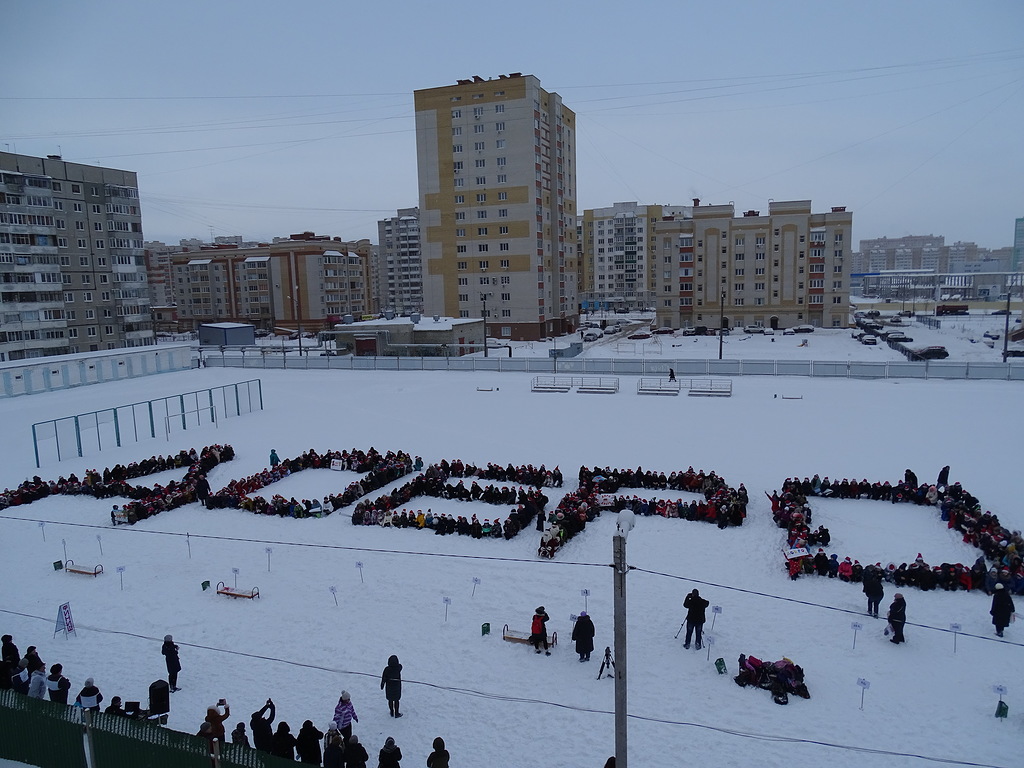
[4,0,1022,249]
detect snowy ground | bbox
[0,367,1022,768]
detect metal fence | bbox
[30,379,264,467]
[0,690,297,768]
[199,354,1024,381]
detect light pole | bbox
[1002,273,1018,363]
[718,290,726,360]
[481,292,491,357]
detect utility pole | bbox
[612,524,632,768]
[718,290,726,360]
[295,284,303,356]
[1002,274,1015,362]
[481,293,490,357]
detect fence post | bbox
[82,707,97,768]
[113,408,121,447]
[74,415,83,458]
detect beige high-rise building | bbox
[168,233,371,331]
[654,200,852,330]
[580,202,691,311]
[414,74,577,341]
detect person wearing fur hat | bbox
[333,690,358,742]
[161,634,181,692]
[378,736,402,768]
[381,654,403,717]
[572,612,596,662]
[991,583,1015,637]
[531,607,551,655]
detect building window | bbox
[474,142,484,151]
[499,226,509,234]
[457,261,467,270]
[475,159,486,168]
[457,245,467,253]
[455,212,465,221]
[479,260,489,269]
[458,277,468,286]
[455,195,464,203]
[476,193,486,202]
[473,106,484,117]
[456,229,466,237]
[496,157,506,167]
[500,243,509,251]
[458,294,469,302]
[452,127,462,136]
[497,174,507,184]
[474,124,485,133]
[478,244,489,252]
[453,144,463,153]
[475,176,486,185]
[452,109,461,118]
[495,104,504,113]
[454,178,464,188]
[477,227,488,235]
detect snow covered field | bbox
[0,366,1021,768]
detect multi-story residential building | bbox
[654,199,852,330]
[579,202,691,311]
[1,152,152,362]
[169,232,371,331]
[376,207,423,315]
[414,73,577,340]
[1014,218,1024,272]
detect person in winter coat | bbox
[426,736,450,768]
[296,719,324,764]
[272,722,297,761]
[0,635,19,668]
[205,700,230,743]
[195,474,211,508]
[250,699,275,752]
[162,634,181,692]
[76,678,103,711]
[270,449,280,468]
[27,665,47,699]
[381,655,403,717]
[937,465,950,488]
[887,593,907,644]
[683,589,710,650]
[990,583,1015,637]
[323,733,345,768]
[46,663,71,703]
[343,733,368,768]
[378,736,402,768]
[332,690,358,742]
[231,722,250,747]
[531,606,551,655]
[863,565,885,618]
[11,660,30,694]
[571,612,596,661]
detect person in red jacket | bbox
[205,700,230,743]
[531,606,551,655]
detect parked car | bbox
[885,332,913,342]
[614,308,631,314]
[914,346,949,360]
[627,331,653,340]
[991,309,1009,315]
[582,329,603,342]
[861,335,878,345]
[743,326,765,334]
[652,327,675,335]
[782,328,796,335]
[762,327,775,335]
[898,310,914,317]
[793,325,815,333]
[255,329,272,338]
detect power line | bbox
[0,606,1009,768]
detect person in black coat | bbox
[295,719,324,765]
[343,733,369,768]
[271,722,297,761]
[862,565,885,618]
[195,474,211,508]
[426,736,450,768]
[683,589,710,650]
[571,612,595,661]
[887,593,907,644]
[46,663,71,703]
[378,736,402,768]
[323,733,345,768]
[937,465,950,488]
[381,654,403,717]
[162,634,181,691]
[250,699,275,752]
[990,583,1015,637]
[1,635,19,668]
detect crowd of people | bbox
[774,468,1024,599]
[0,445,233,524]
[3,630,450,767]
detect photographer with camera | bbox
[204,698,230,743]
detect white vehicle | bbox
[582,329,603,342]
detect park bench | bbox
[64,560,103,577]
[637,377,681,396]
[502,623,557,646]
[216,581,260,599]
[531,376,573,393]
[576,377,619,394]
[688,379,732,397]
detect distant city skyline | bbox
[3,0,1022,248]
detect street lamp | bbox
[718,290,726,361]
[481,292,492,357]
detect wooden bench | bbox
[502,624,557,646]
[216,581,260,599]
[64,560,103,577]
[637,377,681,396]
[688,379,732,397]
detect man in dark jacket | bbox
[571,612,595,662]
[531,607,551,655]
[162,634,181,692]
[1,635,19,668]
[887,593,907,644]
[343,733,368,768]
[863,565,885,618]
[381,655,403,717]
[683,589,710,650]
[250,699,276,752]
[990,583,1015,637]
[46,663,71,703]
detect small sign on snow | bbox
[116,566,126,573]
[580,588,590,597]
[993,685,1007,696]
[472,577,481,585]
[857,678,871,690]
[712,605,723,614]
[329,586,337,594]
[355,562,364,569]
[851,622,864,631]
[570,614,578,622]
[949,623,962,632]
[705,635,715,646]
[442,596,452,605]
[231,567,239,574]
